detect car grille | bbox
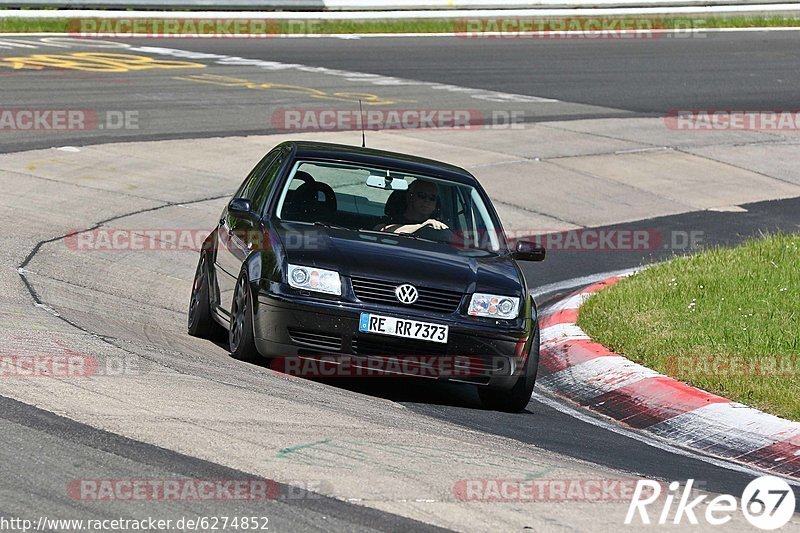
[287,328,342,352]
[350,277,463,314]
[351,334,448,356]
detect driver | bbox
[377,179,449,234]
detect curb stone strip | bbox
[537,274,800,479]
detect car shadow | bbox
[263,355,536,412]
[318,376,485,409]
[232,350,539,413]
[212,336,532,412]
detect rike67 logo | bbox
[626,476,796,530]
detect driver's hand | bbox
[423,219,449,230]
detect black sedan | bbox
[188,141,545,411]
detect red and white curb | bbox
[537,273,800,480]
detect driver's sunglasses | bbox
[414,192,438,202]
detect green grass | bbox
[1,16,800,35]
[578,233,800,421]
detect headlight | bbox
[467,293,520,319]
[287,264,341,296]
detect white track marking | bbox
[531,267,642,300]
[124,45,558,104]
[648,402,800,454]
[538,355,661,400]
[532,391,800,486]
[540,322,589,346]
[538,292,591,316]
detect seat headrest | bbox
[384,190,407,218]
[293,171,314,185]
[295,181,337,222]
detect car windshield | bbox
[275,160,505,253]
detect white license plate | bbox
[358,313,448,343]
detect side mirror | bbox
[512,240,545,262]
[228,197,252,216]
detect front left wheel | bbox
[478,328,540,412]
[229,272,260,362]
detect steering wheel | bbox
[412,223,452,242]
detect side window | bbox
[455,187,482,247]
[235,151,278,202]
[253,151,286,214]
[455,188,474,232]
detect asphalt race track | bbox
[1,31,799,531]
[3,32,800,152]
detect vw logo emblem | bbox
[395,284,419,304]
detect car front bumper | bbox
[254,290,534,389]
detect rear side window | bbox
[284,162,392,218]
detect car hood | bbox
[274,221,524,295]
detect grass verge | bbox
[578,233,800,421]
[1,16,800,35]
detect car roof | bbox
[282,140,479,185]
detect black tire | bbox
[478,328,540,412]
[188,253,224,339]
[229,272,261,362]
